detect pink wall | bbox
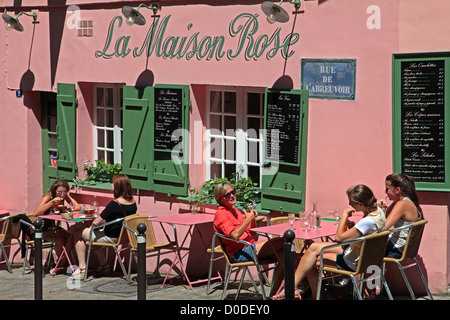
[0,0,448,294]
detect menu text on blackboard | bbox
[400,60,445,182]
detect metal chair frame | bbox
[0,215,21,273]
[214,232,277,300]
[383,219,433,300]
[84,217,128,281]
[317,230,393,300]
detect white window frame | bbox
[93,84,123,164]
[205,86,265,187]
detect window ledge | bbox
[70,181,112,191]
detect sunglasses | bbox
[57,191,67,195]
[223,189,236,199]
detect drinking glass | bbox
[332,210,340,225]
[288,213,296,230]
[299,211,309,231]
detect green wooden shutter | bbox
[261,89,309,213]
[56,83,77,181]
[122,86,154,191]
[153,84,190,196]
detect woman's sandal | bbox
[70,267,86,278]
[271,289,301,300]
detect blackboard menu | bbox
[401,60,445,182]
[154,88,183,151]
[265,91,302,165]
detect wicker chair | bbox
[0,214,22,273]
[316,230,393,300]
[383,219,433,300]
[122,214,176,284]
[84,216,129,281]
[214,232,277,300]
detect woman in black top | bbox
[72,174,137,277]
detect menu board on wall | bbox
[393,52,450,191]
[401,60,445,182]
[154,87,183,151]
[264,90,303,166]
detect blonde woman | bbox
[213,182,286,298]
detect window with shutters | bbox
[93,84,123,165]
[205,86,265,187]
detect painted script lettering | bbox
[95,13,300,61]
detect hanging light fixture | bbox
[261,0,302,24]
[2,11,38,32]
[121,4,159,26]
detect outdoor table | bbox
[41,212,95,276]
[251,214,364,245]
[149,213,220,290]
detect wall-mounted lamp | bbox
[122,4,159,26]
[2,11,38,32]
[261,0,302,24]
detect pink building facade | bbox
[0,0,448,294]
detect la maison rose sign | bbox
[95,13,300,61]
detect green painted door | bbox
[41,84,77,192]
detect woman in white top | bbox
[381,173,423,258]
[272,184,386,300]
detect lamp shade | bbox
[2,13,24,32]
[122,6,146,26]
[261,1,290,23]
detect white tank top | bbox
[389,197,422,251]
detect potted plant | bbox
[73,159,123,188]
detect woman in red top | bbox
[213,182,286,297]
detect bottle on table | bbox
[310,202,321,229]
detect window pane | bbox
[210,163,222,179]
[49,134,57,149]
[97,152,105,163]
[224,139,235,161]
[107,151,114,164]
[107,130,114,149]
[210,137,222,159]
[225,163,235,180]
[224,92,236,113]
[210,91,222,112]
[97,87,104,106]
[224,116,236,132]
[106,109,114,127]
[97,129,104,148]
[96,108,104,126]
[210,114,222,130]
[247,93,261,115]
[106,88,114,107]
[247,140,259,163]
[247,117,261,131]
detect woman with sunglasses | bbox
[33,179,81,272]
[213,182,286,298]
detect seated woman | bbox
[380,173,424,258]
[213,182,286,298]
[272,184,386,300]
[33,179,81,270]
[71,174,137,277]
